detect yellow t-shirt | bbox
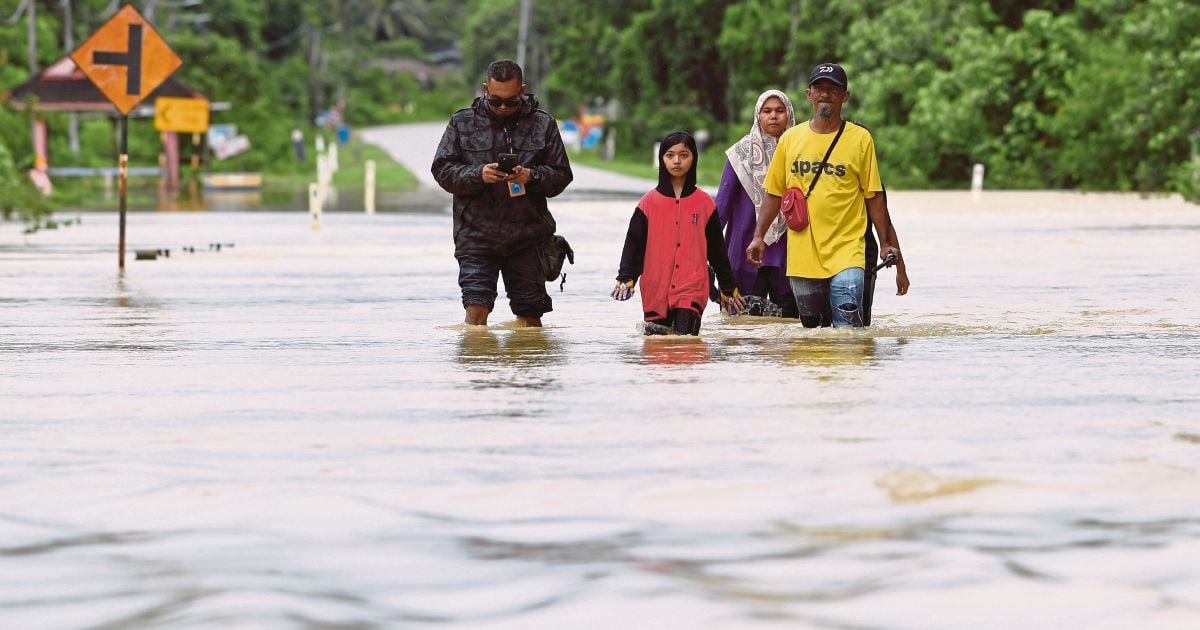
[764,120,882,279]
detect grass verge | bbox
[568,147,726,189]
[265,137,418,191]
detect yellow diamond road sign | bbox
[70,4,183,115]
[155,97,210,133]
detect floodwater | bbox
[2,191,1199,629]
[74,180,452,215]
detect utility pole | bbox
[307,23,324,123]
[27,0,36,76]
[63,0,81,156]
[27,0,38,167]
[516,0,532,69]
[144,0,161,24]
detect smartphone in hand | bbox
[498,153,518,175]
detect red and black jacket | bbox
[617,139,737,320]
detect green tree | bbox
[1054,0,1200,193]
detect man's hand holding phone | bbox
[500,154,535,186]
[480,163,507,184]
[508,165,534,185]
[498,152,518,175]
[483,153,526,185]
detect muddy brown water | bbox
[2,191,1198,628]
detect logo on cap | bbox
[809,62,848,87]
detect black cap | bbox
[808,63,848,88]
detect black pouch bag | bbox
[538,235,575,291]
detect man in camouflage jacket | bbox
[431,59,573,327]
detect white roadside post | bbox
[364,159,376,215]
[309,183,322,229]
[319,152,339,208]
[652,141,660,170]
[329,142,339,172]
[315,153,327,206]
[971,163,985,200]
[322,152,337,208]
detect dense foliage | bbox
[2,0,1198,223]
[465,0,1199,197]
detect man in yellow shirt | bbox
[746,63,899,328]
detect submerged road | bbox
[360,121,656,197]
[4,192,1200,628]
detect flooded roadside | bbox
[2,192,1199,628]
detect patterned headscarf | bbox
[724,89,796,245]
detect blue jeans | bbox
[788,267,865,328]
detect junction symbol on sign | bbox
[70,4,182,115]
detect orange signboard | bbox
[70,4,182,115]
[154,96,210,133]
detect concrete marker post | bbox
[317,153,332,207]
[364,159,376,215]
[321,153,337,208]
[309,183,322,230]
[971,163,985,200]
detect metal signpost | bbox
[70,4,183,270]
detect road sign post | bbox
[70,4,183,270]
[119,119,127,268]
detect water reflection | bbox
[110,276,162,314]
[456,328,503,366]
[103,276,170,352]
[455,328,565,390]
[155,181,210,212]
[738,337,883,372]
[90,181,451,213]
[640,337,711,366]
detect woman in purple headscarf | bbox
[714,89,798,317]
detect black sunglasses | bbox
[487,95,523,109]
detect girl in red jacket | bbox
[611,131,744,335]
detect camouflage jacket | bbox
[431,94,573,254]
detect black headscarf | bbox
[656,131,698,197]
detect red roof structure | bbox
[2,55,205,112]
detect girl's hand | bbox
[611,280,635,301]
[720,288,745,315]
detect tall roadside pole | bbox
[516,0,532,68]
[63,0,81,156]
[70,4,183,270]
[26,0,35,76]
[28,0,37,158]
